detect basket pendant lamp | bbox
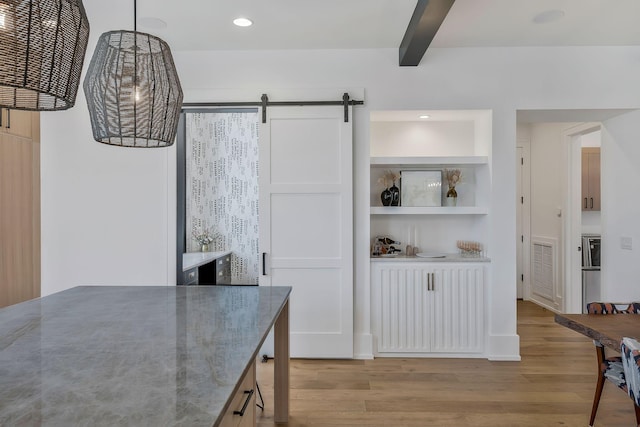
[83,0,183,147]
[0,0,90,110]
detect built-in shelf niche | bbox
[369,109,492,255]
[370,155,489,212]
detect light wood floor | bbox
[256,300,636,427]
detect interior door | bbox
[516,147,523,299]
[259,106,353,358]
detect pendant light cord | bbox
[133,0,138,141]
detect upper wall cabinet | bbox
[581,147,600,211]
[0,108,36,140]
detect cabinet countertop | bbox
[0,285,291,426]
[371,254,490,263]
[183,250,232,271]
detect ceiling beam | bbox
[399,0,456,66]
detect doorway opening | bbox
[515,109,631,314]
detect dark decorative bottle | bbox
[381,188,392,206]
[389,181,400,206]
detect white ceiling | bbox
[136,0,640,52]
[135,0,639,124]
[432,0,640,48]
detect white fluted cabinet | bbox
[371,261,486,357]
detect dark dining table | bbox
[555,312,640,350]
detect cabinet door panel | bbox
[0,109,34,139]
[372,263,485,355]
[0,133,40,308]
[431,265,484,353]
[218,361,256,427]
[588,150,600,211]
[581,150,590,211]
[377,264,432,353]
[581,148,601,211]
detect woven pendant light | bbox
[0,0,90,111]
[83,2,182,147]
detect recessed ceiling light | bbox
[233,17,253,27]
[419,115,430,119]
[532,9,565,24]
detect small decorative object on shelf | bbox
[444,169,461,207]
[372,236,402,256]
[378,170,400,207]
[381,188,392,206]
[193,228,218,252]
[389,181,400,206]
[401,170,442,207]
[456,240,483,257]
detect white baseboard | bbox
[488,334,521,361]
[354,333,373,360]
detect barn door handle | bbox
[6,109,10,129]
[262,252,267,276]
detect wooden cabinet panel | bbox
[0,109,36,139]
[581,148,601,211]
[219,361,256,427]
[0,119,40,308]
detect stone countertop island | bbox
[0,285,291,426]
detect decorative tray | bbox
[415,253,447,258]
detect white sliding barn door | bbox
[259,106,353,358]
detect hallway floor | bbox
[256,300,634,426]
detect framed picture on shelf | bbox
[400,170,442,207]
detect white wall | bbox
[581,130,601,148]
[40,0,174,296]
[40,0,640,360]
[601,110,640,302]
[370,121,475,157]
